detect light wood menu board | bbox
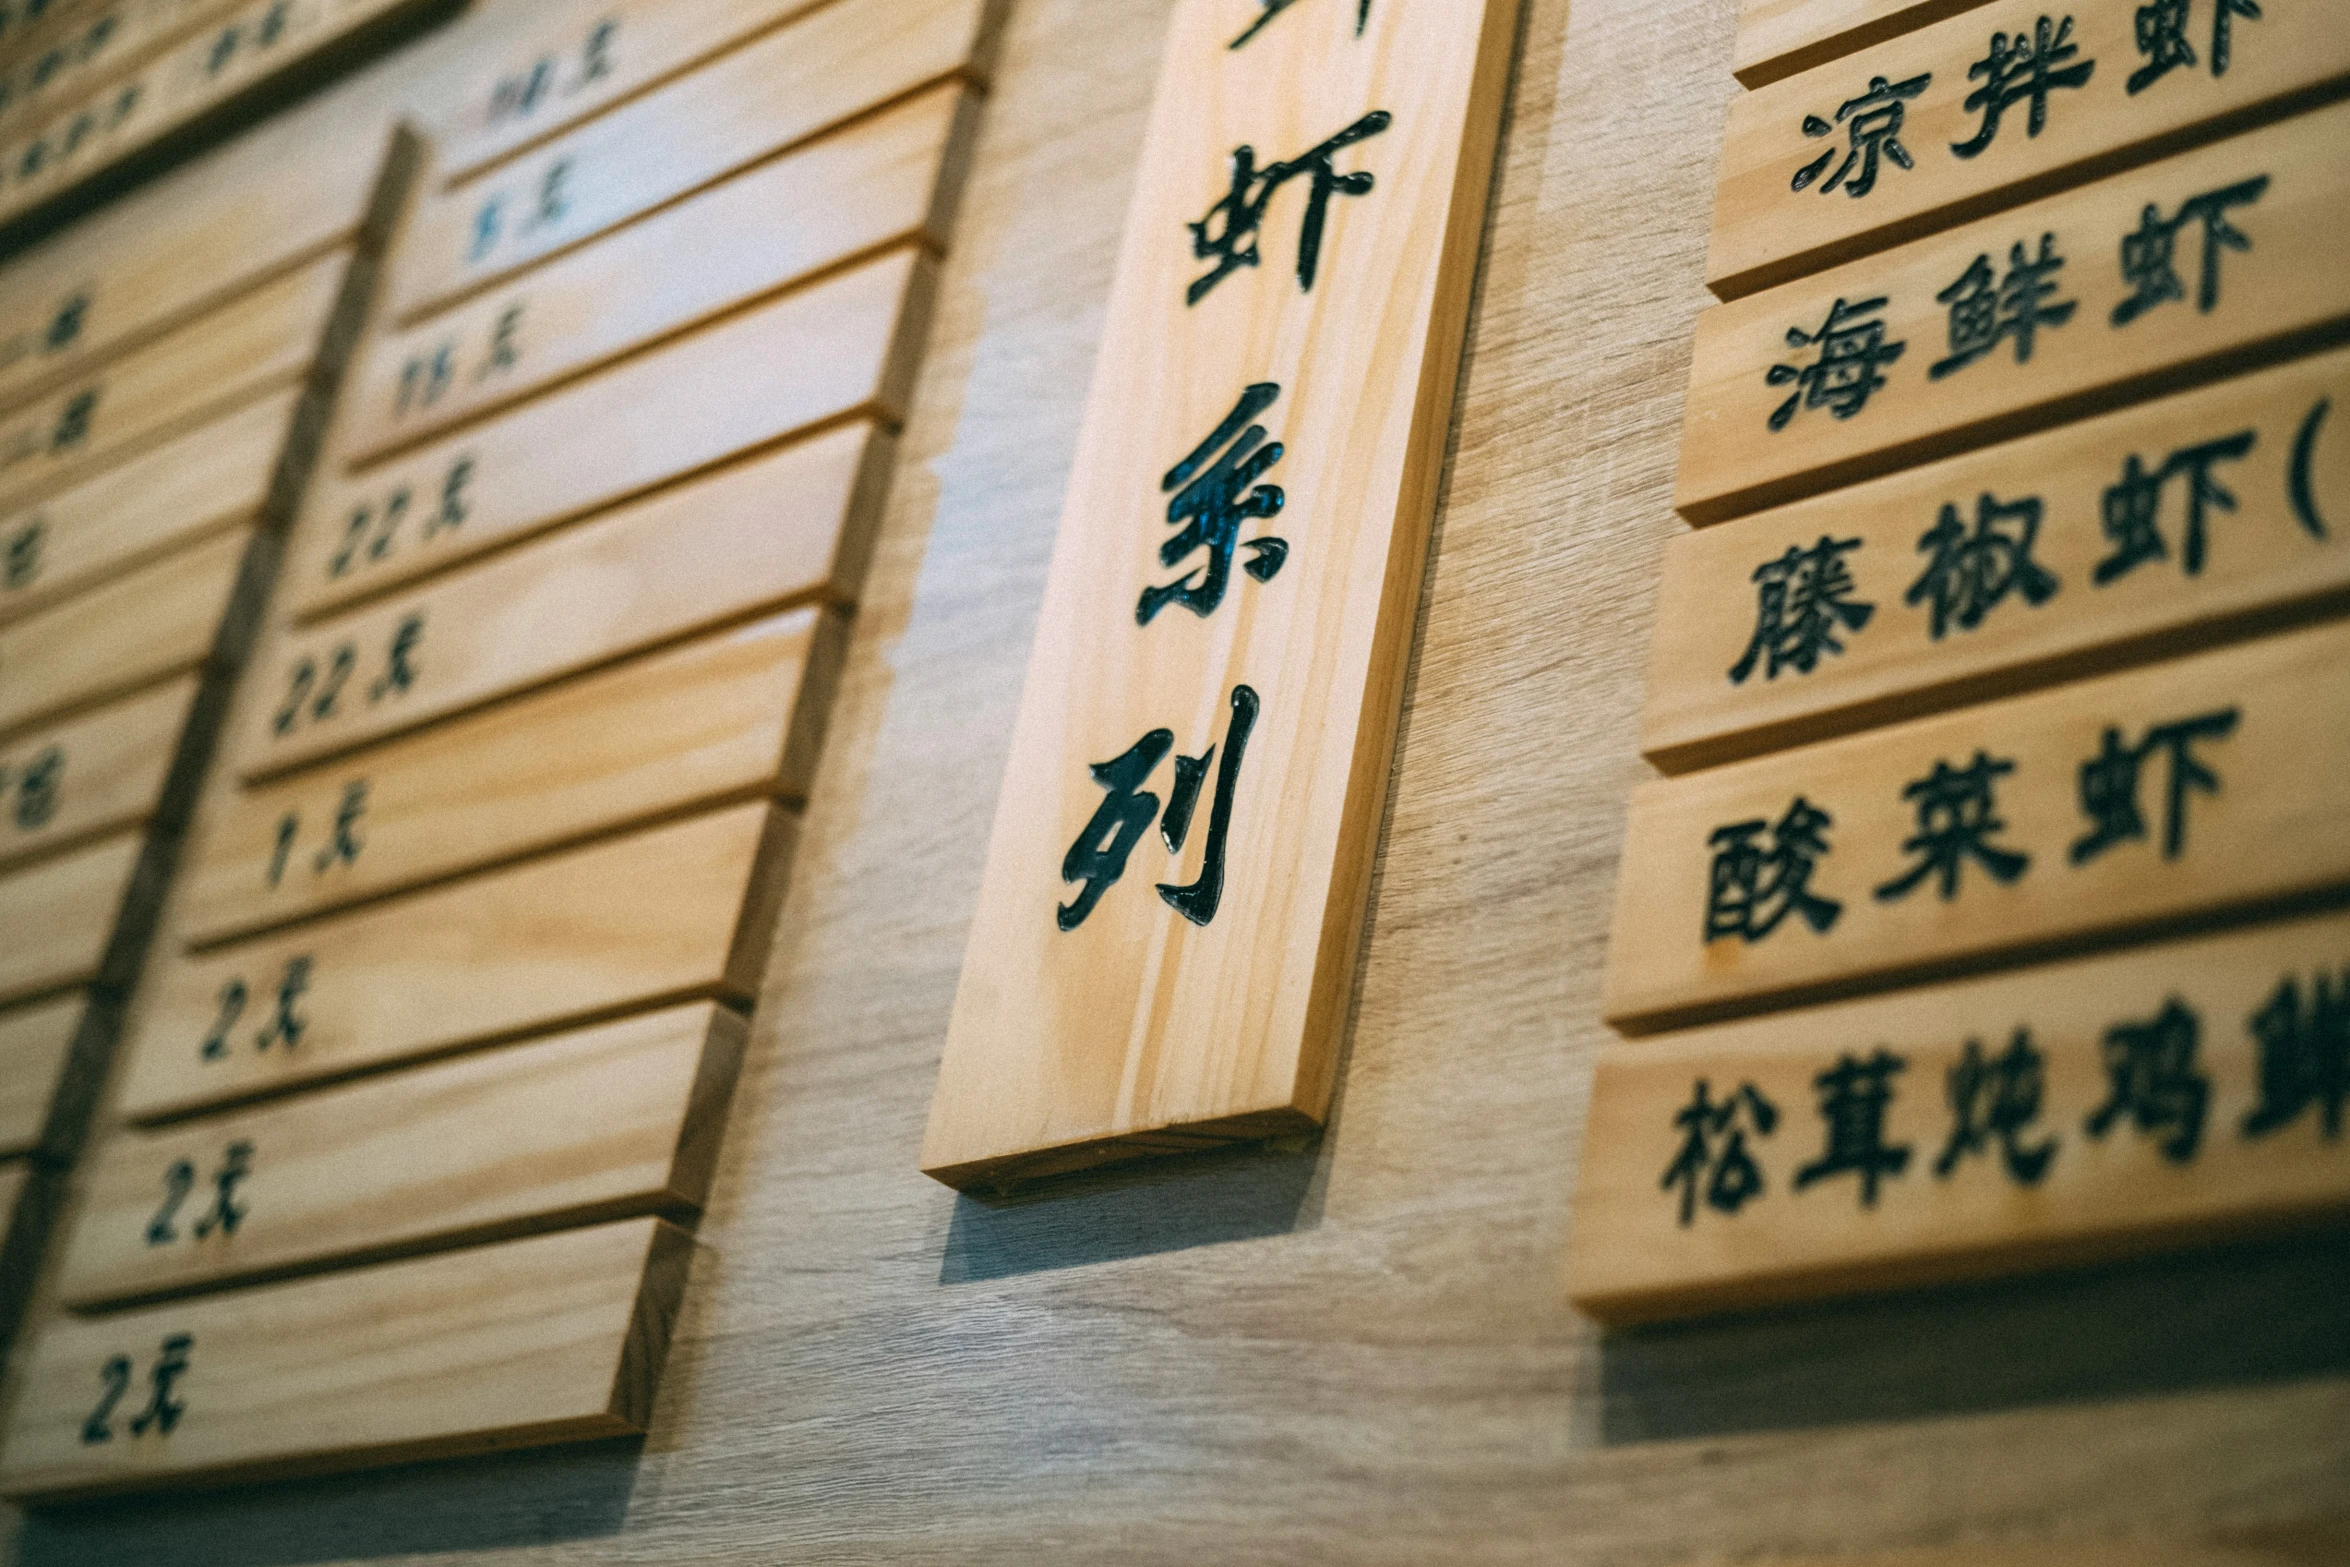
[1568,0,2350,1323]
[922,0,1518,1190]
[0,0,1000,1499]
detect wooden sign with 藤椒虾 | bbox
[0,389,296,626]
[0,829,139,1005]
[287,248,929,622]
[1643,345,2350,772]
[120,801,787,1121]
[1677,99,2350,523]
[1570,908,2350,1323]
[1606,617,2350,1032]
[0,1215,692,1499]
[0,993,83,1156]
[0,523,246,737]
[184,612,834,945]
[0,676,195,869]
[56,1001,742,1308]
[1710,0,2350,298]
[922,0,1518,1189]
[246,424,879,777]
[1732,0,1996,88]
[345,82,973,462]
[386,0,996,323]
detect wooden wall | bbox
[5,0,2347,1559]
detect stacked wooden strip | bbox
[1569,0,2350,1321]
[0,0,1001,1497]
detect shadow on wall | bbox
[1593,1224,2350,1445]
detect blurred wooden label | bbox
[0,675,194,870]
[1571,909,2350,1322]
[0,993,82,1157]
[1607,618,2350,1031]
[0,0,226,145]
[1677,100,2350,523]
[1711,0,2350,298]
[1643,346,2350,771]
[1735,0,1995,88]
[923,0,1518,1188]
[0,828,138,1005]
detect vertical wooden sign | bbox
[922,0,1516,1189]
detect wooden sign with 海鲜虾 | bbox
[1733,0,1997,89]
[1643,345,2350,772]
[1710,0,2350,298]
[1677,99,2350,523]
[922,0,1518,1190]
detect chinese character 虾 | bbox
[1934,1030,2058,1184]
[2111,175,2268,326]
[1766,296,1906,430]
[1951,15,2096,159]
[2128,0,2262,94]
[1230,0,1372,49]
[1930,234,2077,380]
[1141,383,1290,624]
[1906,492,2060,639]
[2241,969,2349,1141]
[1729,535,1874,683]
[1187,111,1393,306]
[1059,685,1261,931]
[2093,429,2256,581]
[2069,707,2238,864]
[1794,1049,1912,1207]
[2085,997,2208,1162]
[1704,796,1844,944]
[1791,72,1931,199]
[1876,751,2031,903]
[1661,1079,1779,1225]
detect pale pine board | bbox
[1733,0,1996,88]
[0,676,195,870]
[0,992,82,1156]
[0,828,139,1005]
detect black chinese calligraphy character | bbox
[482,303,522,379]
[2242,968,2349,1141]
[13,743,61,830]
[2128,0,2262,93]
[1060,729,1170,931]
[1876,751,2030,902]
[429,454,473,537]
[1906,492,2060,639]
[313,780,366,874]
[126,1334,192,1437]
[189,1142,252,1240]
[50,387,95,451]
[1794,1049,1912,1207]
[2069,706,2237,863]
[145,1159,193,1245]
[254,956,311,1052]
[1767,296,1906,430]
[1704,796,1844,943]
[2111,174,2267,326]
[1934,1029,2057,1184]
[1791,72,1931,198]
[81,1355,130,1444]
[1231,0,1372,49]
[1187,111,1392,305]
[1952,14,2096,158]
[1730,535,1874,683]
[2291,398,2332,541]
[198,978,246,1061]
[5,517,41,588]
[43,291,84,353]
[1157,684,1260,926]
[1661,1079,1779,1225]
[1141,383,1290,624]
[2093,429,2256,581]
[1930,234,2077,380]
[369,613,423,702]
[1057,687,1261,930]
[2085,997,2208,1162]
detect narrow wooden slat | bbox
[119,801,787,1122]
[1677,100,2350,523]
[249,424,878,776]
[347,81,971,460]
[0,388,294,628]
[0,0,228,144]
[428,0,828,186]
[0,250,343,512]
[0,675,194,869]
[57,1002,742,1308]
[1710,0,2350,299]
[1606,618,2350,1032]
[0,524,246,738]
[290,247,930,620]
[0,1215,692,1499]
[923,0,1518,1188]
[1571,909,2350,1323]
[0,829,139,1005]
[0,993,82,1156]
[1642,346,2350,772]
[385,0,993,322]
[185,613,830,945]
[1733,0,1996,89]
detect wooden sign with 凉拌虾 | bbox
[1677,98,2350,523]
[1643,345,2350,771]
[0,994,83,1157]
[1710,0,2350,297]
[1733,0,1996,89]
[0,676,196,870]
[120,802,787,1121]
[0,1215,691,1499]
[385,0,997,323]
[922,0,1518,1190]
[1607,617,2350,1032]
[55,1002,742,1308]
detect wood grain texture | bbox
[1734,0,1998,88]
[2,0,2345,1560]
[0,828,136,1005]
[56,1002,742,1308]
[0,1216,693,1500]
[0,994,81,1157]
[0,676,194,870]
[0,0,226,145]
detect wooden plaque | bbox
[120,801,787,1121]
[57,1002,742,1308]
[1606,618,2350,1031]
[0,993,82,1157]
[1643,345,2350,772]
[385,0,996,323]
[184,612,834,945]
[1710,0,2350,298]
[287,248,929,621]
[1571,909,2350,1322]
[0,1215,692,1499]
[1677,100,2350,523]
[1734,0,1996,89]
[0,0,224,144]
[0,675,195,869]
[923,0,1517,1188]
[0,828,139,1006]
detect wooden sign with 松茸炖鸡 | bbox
[921,0,1519,1191]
